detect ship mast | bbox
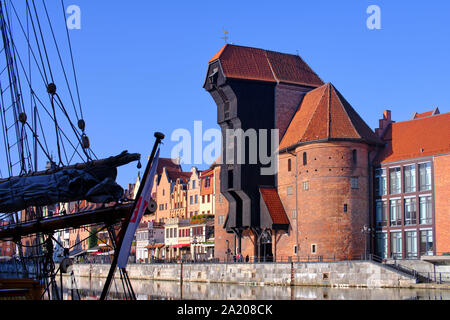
[0,1,148,300]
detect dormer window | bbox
[208,68,219,85]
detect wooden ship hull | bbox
[0,278,44,300]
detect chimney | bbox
[375,110,394,138]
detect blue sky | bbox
[11,0,449,188]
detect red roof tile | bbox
[412,108,440,120]
[260,187,290,225]
[157,158,181,175]
[200,168,214,177]
[209,44,323,87]
[166,169,192,183]
[376,112,450,164]
[279,83,382,150]
[414,111,434,119]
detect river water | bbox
[61,276,450,300]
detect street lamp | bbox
[361,225,372,260]
[192,236,198,262]
[150,239,156,263]
[226,240,230,263]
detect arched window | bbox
[303,152,307,166]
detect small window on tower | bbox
[303,181,309,191]
[344,204,348,212]
[287,186,293,196]
[352,150,357,165]
[351,177,359,189]
[288,159,292,172]
[311,244,317,254]
[292,210,297,219]
[303,152,307,166]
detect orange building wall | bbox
[434,154,450,254]
[154,170,172,223]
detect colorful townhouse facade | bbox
[138,156,227,261]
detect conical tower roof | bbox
[280,83,382,150]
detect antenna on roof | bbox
[221,28,229,44]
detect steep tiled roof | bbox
[157,158,181,175]
[376,112,450,164]
[209,44,324,87]
[260,187,290,225]
[279,83,382,150]
[166,169,192,183]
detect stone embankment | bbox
[69,261,418,288]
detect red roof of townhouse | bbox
[157,158,182,175]
[279,83,382,150]
[209,44,324,87]
[260,187,290,225]
[200,168,214,177]
[166,169,192,183]
[376,112,450,164]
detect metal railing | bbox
[74,254,371,265]
[369,254,450,284]
[417,272,450,284]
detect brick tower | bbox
[278,83,383,260]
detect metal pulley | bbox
[137,160,142,169]
[19,112,27,124]
[81,134,90,149]
[60,257,73,274]
[78,119,85,131]
[47,83,57,95]
[147,199,157,214]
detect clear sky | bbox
[20,0,450,188]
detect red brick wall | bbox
[434,154,450,254]
[277,141,371,260]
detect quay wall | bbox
[68,261,417,288]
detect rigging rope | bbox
[61,0,83,122]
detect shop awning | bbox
[146,244,165,249]
[171,244,190,249]
[69,249,87,258]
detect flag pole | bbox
[100,132,165,300]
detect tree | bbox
[88,227,98,249]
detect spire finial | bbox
[221,28,229,44]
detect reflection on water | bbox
[62,276,450,301]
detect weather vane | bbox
[221,28,229,44]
